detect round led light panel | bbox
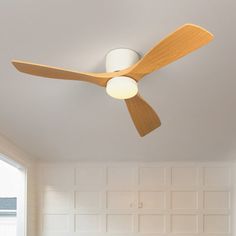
[106,76,138,99]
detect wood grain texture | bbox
[12,24,213,86]
[125,94,161,137]
[11,60,131,87]
[126,24,214,79]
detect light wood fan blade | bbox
[12,60,124,87]
[125,94,161,137]
[127,24,214,79]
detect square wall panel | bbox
[41,166,74,187]
[76,191,101,209]
[107,167,136,187]
[107,191,135,209]
[43,191,73,211]
[171,191,198,209]
[204,167,231,187]
[106,214,133,233]
[171,215,198,233]
[76,167,104,185]
[139,191,166,209]
[171,167,198,186]
[75,214,101,232]
[43,214,69,232]
[204,215,229,233]
[204,191,229,209]
[139,167,166,187]
[139,215,165,233]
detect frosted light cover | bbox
[106,76,138,99]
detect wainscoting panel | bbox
[37,162,233,236]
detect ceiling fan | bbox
[12,24,213,137]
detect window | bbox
[0,158,26,236]
[0,198,17,236]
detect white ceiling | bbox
[0,0,235,161]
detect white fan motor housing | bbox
[105,49,140,99]
[106,48,140,72]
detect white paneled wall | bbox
[37,163,233,236]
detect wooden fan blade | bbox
[125,94,161,137]
[127,24,214,79]
[12,60,125,87]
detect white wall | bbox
[37,162,233,236]
[0,134,36,236]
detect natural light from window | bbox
[0,159,20,236]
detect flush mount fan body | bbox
[12,24,214,136]
[105,48,161,136]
